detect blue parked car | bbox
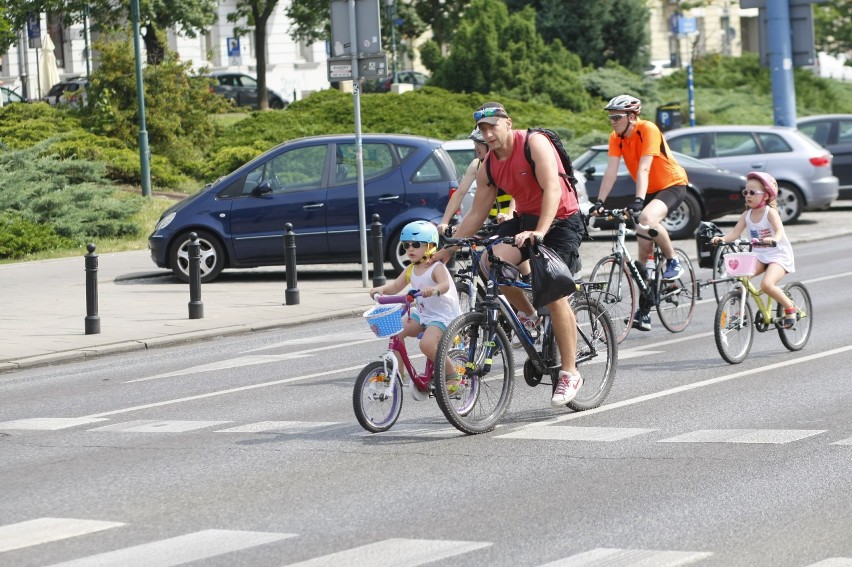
[149,134,458,282]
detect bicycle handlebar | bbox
[590,208,654,234]
[375,290,421,304]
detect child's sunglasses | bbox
[742,190,765,196]
[401,241,424,249]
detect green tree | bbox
[814,0,852,58]
[0,6,17,55]
[423,0,593,112]
[504,0,649,72]
[226,0,279,110]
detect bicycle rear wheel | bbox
[714,291,754,364]
[434,312,515,434]
[589,255,635,343]
[568,298,617,411]
[657,248,697,333]
[777,282,812,351]
[712,246,736,303]
[353,361,403,433]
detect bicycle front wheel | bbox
[777,282,812,351]
[353,361,403,433]
[714,291,754,364]
[589,255,635,343]
[568,298,617,412]
[434,312,515,435]
[657,248,697,333]
[712,246,736,303]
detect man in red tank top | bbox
[431,102,585,407]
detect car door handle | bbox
[378,195,401,202]
[303,203,324,209]
[750,164,765,169]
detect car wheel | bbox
[776,182,803,223]
[169,230,226,283]
[269,97,286,110]
[388,229,408,275]
[662,191,701,240]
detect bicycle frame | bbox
[373,296,435,401]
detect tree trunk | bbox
[254,18,269,111]
[143,26,166,65]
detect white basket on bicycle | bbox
[363,304,405,337]
[724,252,759,277]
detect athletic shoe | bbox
[551,371,582,406]
[511,311,540,348]
[662,258,683,280]
[625,310,652,331]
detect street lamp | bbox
[385,0,397,84]
[130,0,151,197]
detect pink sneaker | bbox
[551,371,582,406]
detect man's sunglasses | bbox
[742,190,765,196]
[608,114,628,123]
[473,107,509,121]
[402,241,425,249]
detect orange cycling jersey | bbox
[608,118,687,194]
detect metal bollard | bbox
[187,232,204,319]
[284,223,300,305]
[84,243,101,335]
[370,214,386,287]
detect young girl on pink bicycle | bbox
[369,221,462,387]
[711,171,798,328]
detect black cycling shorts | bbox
[495,212,584,274]
[646,185,687,212]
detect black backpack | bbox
[484,127,579,195]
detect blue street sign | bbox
[227,37,240,57]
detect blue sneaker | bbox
[631,310,652,331]
[662,258,683,280]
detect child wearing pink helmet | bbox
[711,172,799,328]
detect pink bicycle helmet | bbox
[746,171,778,201]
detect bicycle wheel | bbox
[712,246,736,303]
[589,255,636,343]
[433,312,515,435]
[714,290,754,364]
[657,248,697,333]
[777,282,812,351]
[568,298,617,411]
[353,361,403,433]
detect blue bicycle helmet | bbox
[400,221,439,246]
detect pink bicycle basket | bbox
[724,252,759,277]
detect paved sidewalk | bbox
[1,203,850,373]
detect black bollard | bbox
[187,232,204,319]
[370,214,386,287]
[84,243,101,335]
[284,223,300,305]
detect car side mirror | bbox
[584,166,596,181]
[253,181,274,195]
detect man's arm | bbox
[596,156,622,203]
[634,154,653,200]
[438,158,478,229]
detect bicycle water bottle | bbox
[645,254,656,281]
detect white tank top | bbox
[409,262,461,326]
[744,207,795,273]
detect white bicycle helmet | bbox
[400,220,439,246]
[468,128,486,144]
[604,94,642,115]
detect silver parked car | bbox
[664,125,839,222]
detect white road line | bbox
[499,426,657,442]
[0,518,125,553]
[44,529,294,567]
[507,344,852,433]
[216,421,339,433]
[282,538,491,567]
[805,559,852,566]
[830,437,852,446]
[0,418,108,430]
[243,333,377,352]
[537,547,712,566]
[127,354,315,383]
[657,429,826,444]
[88,420,232,433]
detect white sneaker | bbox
[551,371,582,407]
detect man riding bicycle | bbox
[592,94,689,331]
[431,102,585,407]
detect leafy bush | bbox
[0,211,73,258]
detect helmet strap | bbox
[618,115,633,138]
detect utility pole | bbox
[131,0,152,197]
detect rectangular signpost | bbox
[329,0,385,286]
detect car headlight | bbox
[155,212,177,231]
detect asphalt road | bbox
[1,233,850,566]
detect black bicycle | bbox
[432,235,618,435]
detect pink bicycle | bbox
[353,292,475,433]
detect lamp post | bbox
[131,0,152,197]
[385,0,397,84]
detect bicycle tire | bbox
[433,311,515,434]
[776,282,812,351]
[589,255,636,344]
[657,248,697,333]
[712,246,736,303]
[353,361,403,432]
[568,298,618,411]
[714,290,754,364]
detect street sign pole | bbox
[766,0,797,126]
[349,0,369,287]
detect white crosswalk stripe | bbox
[0,518,125,553]
[42,529,294,567]
[216,421,340,433]
[657,429,826,444]
[830,437,852,445]
[282,538,491,567]
[536,547,712,566]
[87,420,232,433]
[498,426,656,441]
[0,418,108,430]
[805,559,852,566]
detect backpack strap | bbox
[404,263,415,285]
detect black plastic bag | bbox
[529,242,575,309]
